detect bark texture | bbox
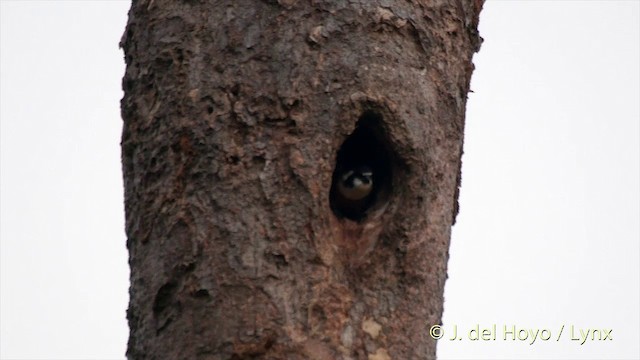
[121,0,483,359]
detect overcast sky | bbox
[1,1,638,359]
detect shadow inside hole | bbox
[330,111,393,221]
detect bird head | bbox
[338,166,373,200]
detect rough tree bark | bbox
[121,0,483,359]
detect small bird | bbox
[338,167,373,200]
[332,165,374,221]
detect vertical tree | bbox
[121,0,483,358]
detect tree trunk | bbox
[121,0,483,358]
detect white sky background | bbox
[0,1,637,359]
